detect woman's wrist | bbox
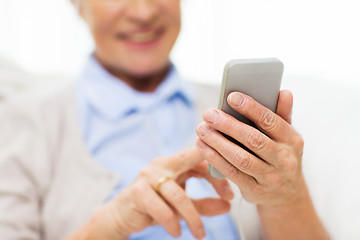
[64,206,130,240]
[256,176,330,240]
[257,174,309,211]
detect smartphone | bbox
[208,58,284,179]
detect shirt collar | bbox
[77,55,194,120]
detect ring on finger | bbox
[156,176,173,193]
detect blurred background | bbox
[0,0,359,87]
[1,0,360,239]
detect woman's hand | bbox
[196,90,303,208]
[66,148,233,240]
[195,90,329,239]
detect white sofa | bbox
[286,76,360,239]
[0,66,72,102]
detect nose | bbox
[126,0,157,24]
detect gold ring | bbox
[156,176,172,192]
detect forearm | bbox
[257,177,330,240]
[64,206,129,240]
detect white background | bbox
[0,0,359,87]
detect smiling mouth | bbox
[117,27,165,43]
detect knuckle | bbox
[224,164,240,178]
[222,117,235,134]
[232,150,252,171]
[293,135,305,151]
[247,129,267,152]
[205,147,219,161]
[170,190,187,205]
[175,150,189,167]
[259,110,278,131]
[175,150,188,163]
[131,182,147,197]
[277,147,299,174]
[138,169,149,178]
[277,147,291,162]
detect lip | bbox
[116,26,165,50]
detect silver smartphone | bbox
[208,58,284,179]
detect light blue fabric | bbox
[76,55,239,240]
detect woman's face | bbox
[79,0,181,77]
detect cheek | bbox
[85,3,122,38]
[161,1,181,45]
[163,0,181,28]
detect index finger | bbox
[227,92,296,143]
[152,147,204,177]
[159,179,206,239]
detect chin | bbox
[120,59,170,77]
[95,48,171,79]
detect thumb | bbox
[276,90,293,124]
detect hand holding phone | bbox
[196,60,328,239]
[208,58,284,178]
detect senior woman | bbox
[0,0,329,239]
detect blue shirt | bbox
[76,55,239,240]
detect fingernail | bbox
[229,93,244,106]
[197,123,211,137]
[203,109,219,123]
[197,228,206,239]
[197,140,207,149]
